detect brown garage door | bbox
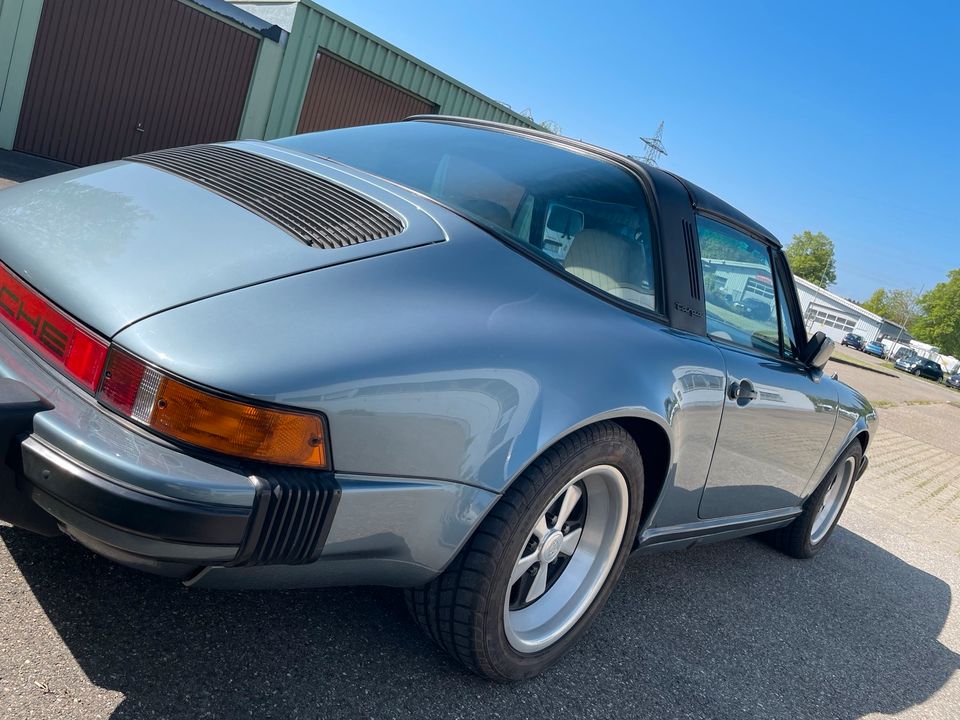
[297,51,438,134]
[14,0,260,166]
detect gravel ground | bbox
[1,361,958,719]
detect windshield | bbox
[276,121,658,310]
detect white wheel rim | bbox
[810,457,856,545]
[503,465,628,654]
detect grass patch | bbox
[873,399,946,409]
[831,352,884,371]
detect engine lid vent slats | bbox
[128,144,404,249]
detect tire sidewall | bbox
[796,443,862,557]
[480,431,643,680]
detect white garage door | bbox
[804,304,857,341]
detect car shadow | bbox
[1,524,957,719]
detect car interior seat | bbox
[563,229,653,309]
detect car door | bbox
[695,215,838,518]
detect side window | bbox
[696,216,780,355]
[775,266,802,360]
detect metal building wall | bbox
[14,0,261,166]
[795,277,883,343]
[296,52,437,133]
[264,1,537,139]
[0,0,44,151]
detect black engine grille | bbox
[128,144,404,249]
[233,469,340,566]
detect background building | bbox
[794,275,888,343]
[0,0,537,167]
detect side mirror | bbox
[802,331,834,370]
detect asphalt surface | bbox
[0,150,72,189]
[0,361,957,719]
[1,166,958,718]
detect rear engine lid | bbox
[0,142,444,337]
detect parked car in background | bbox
[0,117,877,680]
[841,333,865,351]
[863,341,886,359]
[944,373,960,389]
[895,356,944,381]
[733,297,772,321]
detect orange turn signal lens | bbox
[151,376,327,468]
[99,349,328,468]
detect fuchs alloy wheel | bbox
[405,421,643,680]
[770,442,862,559]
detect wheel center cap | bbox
[540,530,564,564]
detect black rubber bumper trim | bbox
[0,378,60,534]
[856,455,869,481]
[231,468,341,566]
[20,437,251,546]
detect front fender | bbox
[801,379,878,499]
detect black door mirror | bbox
[801,331,834,370]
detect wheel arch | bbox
[853,428,871,453]
[611,416,671,527]
[500,410,673,528]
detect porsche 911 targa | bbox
[0,117,876,680]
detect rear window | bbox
[277,121,658,312]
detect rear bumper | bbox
[21,436,250,570]
[0,325,495,586]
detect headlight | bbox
[98,348,329,468]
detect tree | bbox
[910,270,960,356]
[861,287,918,326]
[785,231,836,286]
[698,223,758,263]
[513,106,562,134]
[861,288,890,316]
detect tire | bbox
[405,421,643,681]
[770,442,862,559]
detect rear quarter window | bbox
[278,121,659,313]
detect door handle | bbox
[728,378,758,402]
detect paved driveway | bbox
[0,150,72,189]
[1,362,958,719]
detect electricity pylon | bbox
[639,121,667,166]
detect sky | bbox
[320,0,958,301]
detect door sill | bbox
[634,506,801,554]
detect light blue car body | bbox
[0,119,877,589]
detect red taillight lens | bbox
[99,349,329,468]
[98,349,147,415]
[0,262,108,392]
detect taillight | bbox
[0,262,108,392]
[98,349,328,469]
